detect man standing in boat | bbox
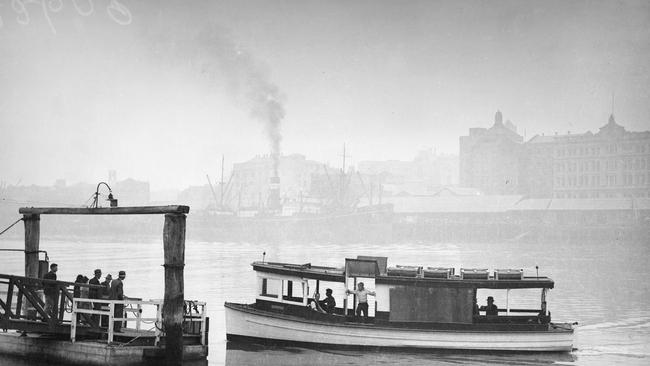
[346,282,375,319]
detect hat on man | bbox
[94,269,102,274]
[118,270,126,276]
[487,296,494,302]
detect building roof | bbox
[511,198,552,210]
[384,195,523,213]
[432,187,483,197]
[387,196,650,213]
[527,132,589,144]
[527,114,650,144]
[511,198,650,211]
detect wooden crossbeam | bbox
[19,206,190,215]
[13,278,50,321]
[6,282,14,318]
[0,298,12,318]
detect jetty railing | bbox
[70,298,207,345]
[0,274,98,328]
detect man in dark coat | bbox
[480,296,499,317]
[100,273,112,327]
[43,263,59,319]
[88,269,102,325]
[101,274,112,296]
[109,271,126,332]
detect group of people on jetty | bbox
[42,263,128,331]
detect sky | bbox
[0,0,649,190]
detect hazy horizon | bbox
[1,0,649,191]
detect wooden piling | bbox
[162,213,186,366]
[23,214,40,278]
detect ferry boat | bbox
[225,256,575,352]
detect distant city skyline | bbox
[1,0,648,190]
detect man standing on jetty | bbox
[88,269,102,325]
[110,271,126,332]
[43,263,58,320]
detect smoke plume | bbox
[144,19,285,175]
[180,26,285,175]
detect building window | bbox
[608,175,616,186]
[609,144,617,154]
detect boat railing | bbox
[70,298,207,345]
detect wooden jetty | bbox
[0,205,208,366]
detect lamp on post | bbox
[91,182,118,208]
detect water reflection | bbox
[1,238,649,365]
[225,341,576,365]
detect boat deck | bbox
[252,261,556,289]
[226,302,573,333]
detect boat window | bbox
[259,278,281,299]
[283,280,303,302]
[475,288,544,316]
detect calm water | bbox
[1,236,649,365]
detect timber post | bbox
[23,214,40,278]
[162,213,186,366]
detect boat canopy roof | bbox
[252,260,555,289]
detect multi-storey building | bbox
[459,111,523,195]
[229,154,324,209]
[358,149,459,196]
[525,115,650,198]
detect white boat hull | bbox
[225,304,574,352]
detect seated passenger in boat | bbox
[318,288,336,314]
[480,296,498,316]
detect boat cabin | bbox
[252,256,554,328]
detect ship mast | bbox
[220,155,225,207]
[339,143,350,207]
